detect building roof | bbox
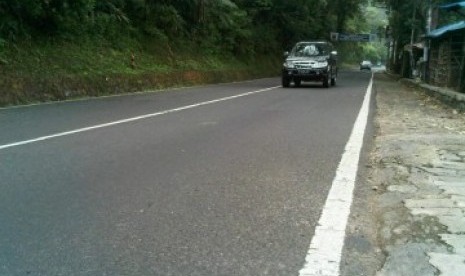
[439,1,465,10]
[426,20,465,38]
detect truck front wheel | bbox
[282,76,291,88]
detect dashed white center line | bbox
[299,76,373,276]
[0,86,279,151]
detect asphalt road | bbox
[0,71,373,276]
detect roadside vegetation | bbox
[377,0,462,73]
[1,0,387,106]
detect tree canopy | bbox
[378,0,462,71]
[1,0,371,58]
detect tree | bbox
[378,0,457,72]
[0,0,373,61]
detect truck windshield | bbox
[290,43,328,57]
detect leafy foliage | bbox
[378,0,461,72]
[1,0,370,58]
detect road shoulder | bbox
[372,73,465,276]
[342,73,465,276]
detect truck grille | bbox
[294,61,317,69]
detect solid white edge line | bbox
[0,86,280,150]
[299,76,373,276]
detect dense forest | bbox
[0,1,403,105]
[0,0,377,58]
[1,1,459,73]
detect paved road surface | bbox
[0,71,373,275]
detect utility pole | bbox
[384,5,393,71]
[424,0,433,81]
[409,0,417,78]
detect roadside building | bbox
[426,20,465,93]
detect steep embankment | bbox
[0,41,280,107]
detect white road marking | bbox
[0,86,280,150]
[299,76,373,276]
[0,78,266,110]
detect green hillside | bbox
[0,0,383,106]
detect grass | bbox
[0,37,281,107]
[1,39,268,77]
[3,41,169,77]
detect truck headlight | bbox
[283,61,295,69]
[314,61,328,68]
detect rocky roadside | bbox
[372,73,465,276]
